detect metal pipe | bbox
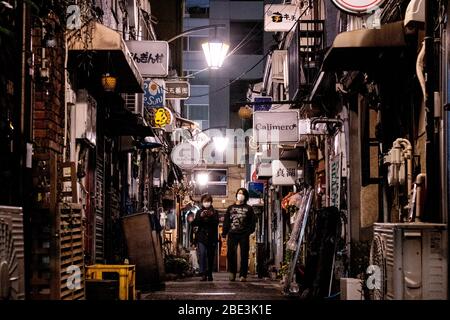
[166,24,226,43]
[310,117,344,131]
[415,173,427,221]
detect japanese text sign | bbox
[264,4,302,32]
[272,160,298,185]
[126,40,169,77]
[166,81,190,100]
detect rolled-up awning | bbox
[67,22,143,93]
[322,21,407,71]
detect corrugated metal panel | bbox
[0,206,25,300]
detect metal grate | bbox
[95,150,105,263]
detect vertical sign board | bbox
[329,154,341,209]
[126,41,169,77]
[272,160,298,185]
[264,4,302,32]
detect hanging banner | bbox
[144,79,165,108]
[272,160,298,185]
[264,4,302,32]
[331,0,385,14]
[126,40,169,77]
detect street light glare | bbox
[213,137,229,153]
[202,41,230,69]
[196,172,209,186]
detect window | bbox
[194,169,228,196]
[184,104,209,129]
[183,36,209,52]
[183,70,209,85]
[230,21,264,55]
[185,0,210,18]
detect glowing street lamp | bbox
[167,24,228,69]
[202,41,229,69]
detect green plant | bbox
[164,255,190,275]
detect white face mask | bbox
[203,202,211,208]
[236,194,245,202]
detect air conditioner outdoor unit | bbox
[370,223,448,300]
[124,93,144,117]
[75,89,97,146]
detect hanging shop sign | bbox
[253,110,300,144]
[264,4,302,32]
[166,81,190,100]
[272,160,298,185]
[331,0,385,14]
[144,79,165,108]
[253,96,272,111]
[329,154,342,209]
[148,107,173,129]
[126,40,169,77]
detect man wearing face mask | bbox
[191,194,219,281]
[222,188,256,282]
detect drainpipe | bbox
[424,0,439,221]
[17,0,32,299]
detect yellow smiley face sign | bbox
[152,107,173,128]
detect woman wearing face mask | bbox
[222,188,256,282]
[191,194,219,281]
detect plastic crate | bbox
[86,264,136,300]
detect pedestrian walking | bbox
[191,194,219,281]
[222,188,256,282]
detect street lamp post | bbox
[167,24,229,69]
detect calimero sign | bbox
[332,0,385,14]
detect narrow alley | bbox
[0,0,449,308]
[142,273,287,300]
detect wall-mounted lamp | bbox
[101,73,117,92]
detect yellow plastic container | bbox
[86,264,136,300]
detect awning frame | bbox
[67,21,144,93]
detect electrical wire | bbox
[187,4,312,98]
[144,3,276,99]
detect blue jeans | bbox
[197,242,216,276]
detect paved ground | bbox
[142,273,289,300]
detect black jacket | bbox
[190,207,219,245]
[222,203,256,237]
